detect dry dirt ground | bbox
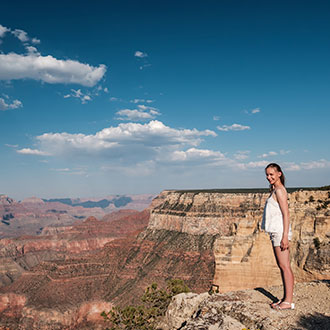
[249,280,330,329]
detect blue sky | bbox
[1,0,330,199]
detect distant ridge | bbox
[42,196,133,209]
[173,185,330,194]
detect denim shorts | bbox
[269,232,292,247]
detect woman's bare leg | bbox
[273,246,294,305]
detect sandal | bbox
[270,299,282,309]
[275,301,295,310]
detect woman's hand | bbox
[280,235,289,251]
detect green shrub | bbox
[101,279,190,330]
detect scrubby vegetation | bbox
[101,279,190,330]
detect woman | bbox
[262,163,295,310]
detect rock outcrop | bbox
[160,280,330,330]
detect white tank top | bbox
[261,192,292,234]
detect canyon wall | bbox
[0,210,215,329]
[0,210,150,288]
[149,188,330,292]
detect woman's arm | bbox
[275,187,290,250]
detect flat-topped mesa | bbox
[149,188,330,292]
[149,190,268,235]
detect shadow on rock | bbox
[294,312,330,330]
[254,287,278,303]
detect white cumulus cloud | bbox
[0,97,23,111]
[31,37,41,44]
[244,107,261,115]
[12,29,29,42]
[116,105,161,121]
[284,163,301,171]
[130,98,154,104]
[170,148,226,164]
[116,109,159,121]
[19,121,217,166]
[258,151,278,158]
[0,53,106,87]
[5,144,19,148]
[217,123,251,131]
[17,148,50,156]
[237,160,269,170]
[300,159,330,170]
[134,50,148,58]
[64,89,92,104]
[26,46,40,55]
[0,24,9,37]
[234,150,250,160]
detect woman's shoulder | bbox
[274,185,288,199]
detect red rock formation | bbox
[0,207,214,329]
[0,210,150,288]
[0,194,155,238]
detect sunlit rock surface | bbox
[160,280,330,330]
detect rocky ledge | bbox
[160,280,330,330]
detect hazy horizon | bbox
[3,183,330,201]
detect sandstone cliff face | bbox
[149,189,330,292]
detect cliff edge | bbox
[160,280,330,330]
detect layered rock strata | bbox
[0,211,150,288]
[0,209,215,329]
[0,194,154,238]
[149,188,330,292]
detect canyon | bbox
[0,187,329,329]
[0,194,154,238]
